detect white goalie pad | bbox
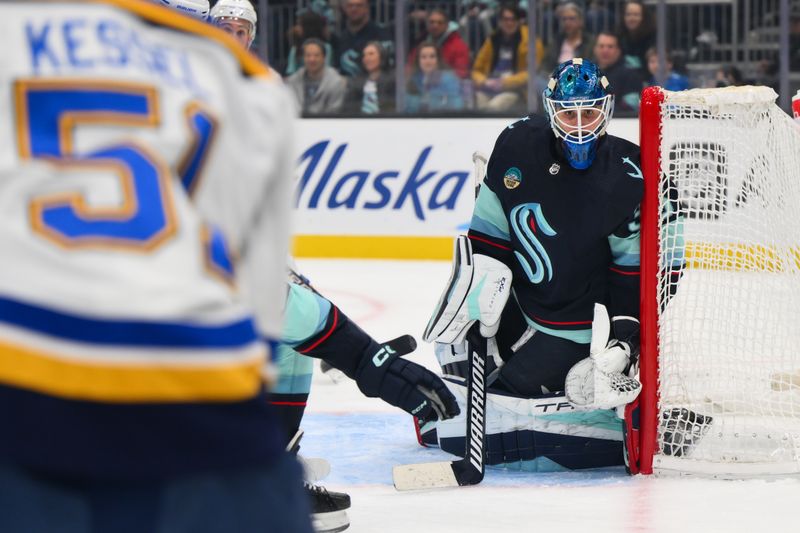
[423,235,512,345]
[565,304,641,410]
[435,378,624,445]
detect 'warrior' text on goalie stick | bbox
[392,151,490,491]
[392,324,488,490]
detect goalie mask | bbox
[210,0,258,49]
[543,58,614,170]
[156,0,210,20]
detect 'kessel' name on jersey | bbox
[25,12,204,95]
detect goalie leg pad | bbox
[430,379,625,470]
[424,235,512,345]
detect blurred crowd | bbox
[263,0,800,116]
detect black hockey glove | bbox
[355,335,460,424]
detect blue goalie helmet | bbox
[543,58,614,170]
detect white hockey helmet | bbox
[156,0,211,20]
[210,0,258,49]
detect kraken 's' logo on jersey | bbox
[504,167,522,189]
[510,203,557,284]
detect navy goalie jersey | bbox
[468,115,643,344]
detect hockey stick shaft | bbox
[392,152,490,491]
[392,325,487,490]
[454,325,488,483]
[472,151,488,198]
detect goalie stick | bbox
[471,151,488,197]
[392,324,488,490]
[392,151,491,491]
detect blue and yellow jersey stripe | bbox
[0,295,270,403]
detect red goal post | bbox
[637,85,800,477]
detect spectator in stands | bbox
[616,0,655,73]
[593,31,645,113]
[793,8,800,71]
[459,0,499,58]
[584,0,616,35]
[286,10,336,76]
[344,41,396,114]
[286,38,347,114]
[755,7,800,90]
[645,47,690,91]
[408,9,471,79]
[405,42,465,113]
[472,4,542,112]
[541,3,594,75]
[337,0,394,78]
[712,65,745,87]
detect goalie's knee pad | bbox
[433,378,625,471]
[424,235,512,345]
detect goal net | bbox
[638,86,800,477]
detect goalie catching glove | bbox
[354,335,460,424]
[565,303,641,410]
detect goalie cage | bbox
[637,85,800,477]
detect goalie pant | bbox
[421,377,626,471]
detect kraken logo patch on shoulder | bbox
[549,163,560,175]
[504,167,522,189]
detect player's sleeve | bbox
[282,282,332,346]
[235,82,297,341]
[289,300,372,379]
[280,279,369,376]
[287,288,460,423]
[607,202,641,319]
[606,148,644,319]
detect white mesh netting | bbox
[653,86,800,476]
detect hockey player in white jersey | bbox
[0,1,312,532]
[210,0,258,49]
[155,2,460,531]
[158,0,210,19]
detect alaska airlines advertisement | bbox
[293,118,639,258]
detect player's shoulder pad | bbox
[604,135,643,182]
[503,114,549,135]
[602,136,644,214]
[603,133,639,155]
[492,114,549,158]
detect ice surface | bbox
[296,259,800,533]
